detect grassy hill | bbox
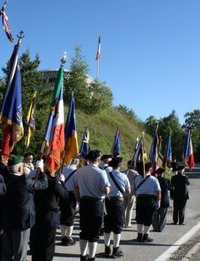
[72,106,152,169]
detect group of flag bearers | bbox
[0,5,194,260]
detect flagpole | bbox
[96,59,100,80]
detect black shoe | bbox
[142,234,153,242]
[112,247,124,258]
[88,258,95,261]
[104,245,111,257]
[136,233,143,242]
[61,236,75,246]
[80,255,88,261]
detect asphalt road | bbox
[26,168,200,261]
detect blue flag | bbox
[79,127,90,159]
[64,94,79,165]
[111,127,121,157]
[0,41,24,163]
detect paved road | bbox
[26,168,200,261]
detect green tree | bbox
[85,80,113,114]
[64,46,90,108]
[145,111,184,161]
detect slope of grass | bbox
[69,107,152,169]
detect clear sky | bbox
[1,0,200,124]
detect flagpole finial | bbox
[60,51,67,67]
[17,31,25,44]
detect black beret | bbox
[145,162,152,170]
[101,154,112,161]
[86,150,102,160]
[176,165,185,171]
[109,157,123,167]
[155,167,165,175]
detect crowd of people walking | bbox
[0,150,190,261]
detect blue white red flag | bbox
[0,1,14,42]
[148,128,158,173]
[0,41,23,163]
[183,127,195,169]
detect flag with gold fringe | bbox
[64,94,79,165]
[0,37,24,164]
[24,90,36,148]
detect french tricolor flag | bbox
[183,127,195,169]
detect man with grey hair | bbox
[59,157,80,246]
[1,154,48,261]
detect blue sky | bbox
[1,0,200,124]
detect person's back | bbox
[171,172,190,200]
[1,155,48,261]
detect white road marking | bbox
[155,221,200,261]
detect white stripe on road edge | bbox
[155,221,200,261]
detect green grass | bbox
[68,107,153,169]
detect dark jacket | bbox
[171,173,190,200]
[1,172,48,230]
[34,176,68,231]
[157,176,171,208]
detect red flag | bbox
[95,35,101,61]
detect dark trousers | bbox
[60,191,76,226]
[152,207,168,232]
[173,199,187,224]
[2,228,30,261]
[30,225,56,261]
[104,198,124,234]
[79,198,104,242]
[136,196,155,226]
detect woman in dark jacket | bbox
[30,167,68,261]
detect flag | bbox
[183,127,195,169]
[64,94,79,165]
[79,127,90,159]
[0,1,14,42]
[132,136,145,167]
[111,127,121,157]
[0,41,23,163]
[148,128,159,173]
[24,90,36,148]
[162,134,172,168]
[95,35,101,61]
[42,67,65,175]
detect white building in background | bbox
[40,69,93,85]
